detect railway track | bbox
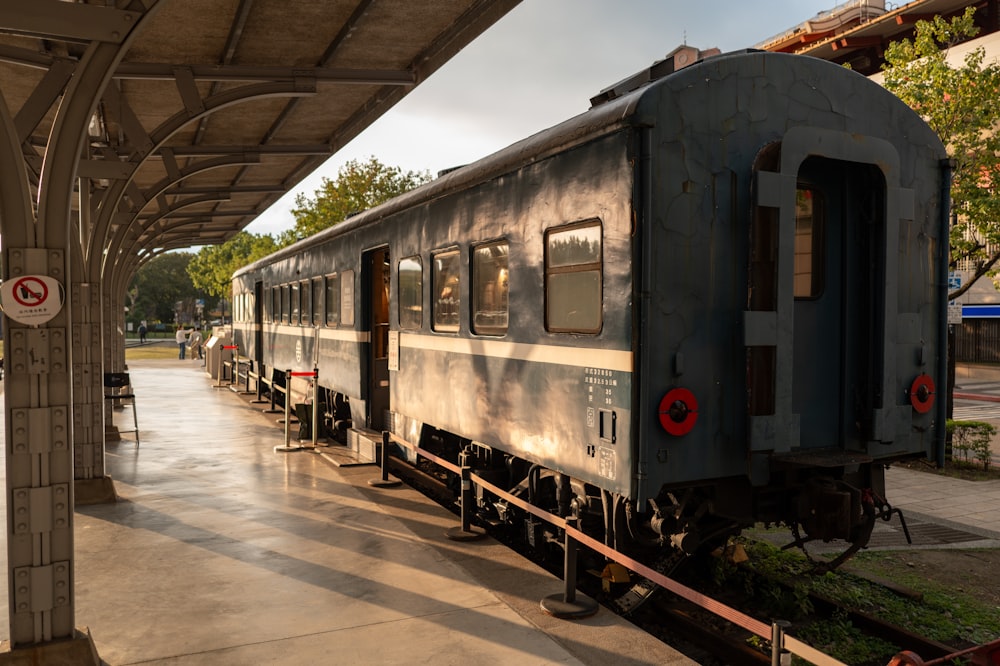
[382,455,991,665]
[626,558,963,665]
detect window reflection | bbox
[473,242,508,335]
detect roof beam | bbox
[832,36,884,50]
[896,13,939,25]
[154,144,333,156]
[0,0,141,43]
[113,62,415,85]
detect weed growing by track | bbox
[700,538,1000,664]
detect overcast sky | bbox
[245,0,839,236]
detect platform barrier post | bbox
[243,357,254,395]
[274,368,303,452]
[230,345,239,387]
[771,620,791,666]
[368,431,401,488]
[540,516,599,619]
[310,368,319,447]
[215,347,225,387]
[445,463,486,541]
[251,368,267,404]
[265,370,279,413]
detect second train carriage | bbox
[232,50,948,566]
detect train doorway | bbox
[254,280,264,368]
[749,143,891,456]
[363,247,391,430]
[793,157,883,450]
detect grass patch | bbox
[125,344,181,361]
[706,538,1000,664]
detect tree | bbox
[188,231,278,300]
[882,7,1000,299]
[280,156,432,246]
[129,252,200,324]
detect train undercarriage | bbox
[385,425,910,612]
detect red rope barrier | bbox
[382,430,846,660]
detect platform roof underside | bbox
[0,0,518,261]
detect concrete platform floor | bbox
[0,360,694,665]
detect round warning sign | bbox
[0,275,65,325]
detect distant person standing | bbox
[138,323,147,344]
[188,327,203,361]
[175,326,193,359]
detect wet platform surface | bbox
[0,359,694,665]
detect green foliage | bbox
[279,156,431,246]
[848,550,1000,646]
[795,609,897,665]
[722,537,1000,663]
[187,232,278,300]
[882,8,1000,297]
[946,419,996,469]
[128,253,199,324]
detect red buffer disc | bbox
[658,387,698,436]
[909,374,936,414]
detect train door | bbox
[791,157,881,450]
[363,247,391,430]
[254,280,264,368]
[747,131,900,464]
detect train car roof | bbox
[234,49,940,278]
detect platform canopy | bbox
[0,1,521,654]
[0,0,519,262]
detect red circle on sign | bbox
[11,277,48,307]
[909,374,935,414]
[658,387,698,436]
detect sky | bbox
[245,0,840,236]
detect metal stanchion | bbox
[239,351,254,394]
[540,516,599,619]
[445,463,486,541]
[228,345,239,387]
[771,620,791,666]
[311,368,319,447]
[264,376,279,413]
[274,368,303,452]
[285,369,318,449]
[214,345,225,388]
[251,369,268,404]
[368,431,401,488]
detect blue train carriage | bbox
[625,51,948,558]
[232,49,947,567]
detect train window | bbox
[290,282,301,324]
[545,221,602,333]
[472,241,508,335]
[341,269,355,326]
[794,187,825,299]
[281,285,290,324]
[398,256,423,330]
[298,280,309,325]
[271,286,280,323]
[325,273,340,326]
[312,278,323,326]
[432,249,461,332]
[263,288,271,323]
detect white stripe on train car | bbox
[398,333,633,372]
[264,324,371,343]
[316,327,370,343]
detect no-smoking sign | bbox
[0,274,64,325]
